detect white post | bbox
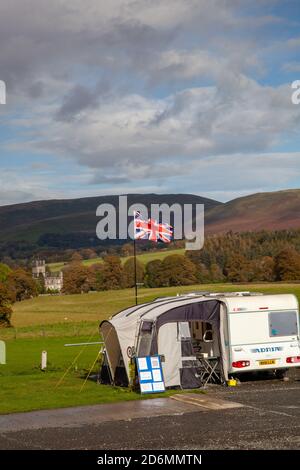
[0,340,6,364]
[41,350,47,370]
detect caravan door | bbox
[157,322,203,389]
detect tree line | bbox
[186,230,300,283]
[62,237,300,295]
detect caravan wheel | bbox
[274,368,288,380]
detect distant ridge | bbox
[0,190,300,251]
[205,189,300,234]
[0,193,221,243]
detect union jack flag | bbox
[134,211,173,243]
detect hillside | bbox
[1,189,300,260]
[205,189,300,234]
[0,193,220,244]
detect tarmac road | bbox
[0,371,299,450]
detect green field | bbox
[0,334,181,414]
[1,282,300,414]
[48,248,186,272]
[7,282,300,333]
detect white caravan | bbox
[223,293,300,376]
[100,292,300,388]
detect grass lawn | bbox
[0,282,300,414]
[0,335,191,414]
[48,247,186,272]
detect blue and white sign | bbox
[136,355,165,394]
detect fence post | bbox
[41,350,47,370]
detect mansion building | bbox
[32,259,63,292]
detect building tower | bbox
[32,259,46,278]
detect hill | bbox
[1,189,300,260]
[0,193,220,245]
[205,189,300,234]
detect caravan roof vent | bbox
[202,291,264,298]
[237,292,263,297]
[184,291,210,297]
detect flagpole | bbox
[133,211,138,306]
[133,238,138,305]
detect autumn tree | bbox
[89,263,105,291]
[7,269,38,302]
[120,243,134,257]
[122,258,144,288]
[0,283,13,327]
[186,250,216,282]
[80,248,98,260]
[249,256,275,282]
[224,254,250,283]
[70,252,83,264]
[101,255,123,290]
[209,263,225,282]
[62,265,92,294]
[0,263,12,283]
[274,247,300,281]
[161,254,197,286]
[195,262,211,283]
[145,260,165,288]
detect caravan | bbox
[223,293,299,378]
[100,292,300,388]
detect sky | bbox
[0,0,299,206]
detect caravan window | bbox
[269,311,298,337]
[177,322,191,340]
[137,321,153,356]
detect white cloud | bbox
[8,75,298,179]
[1,149,298,206]
[0,0,299,204]
[0,0,278,94]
